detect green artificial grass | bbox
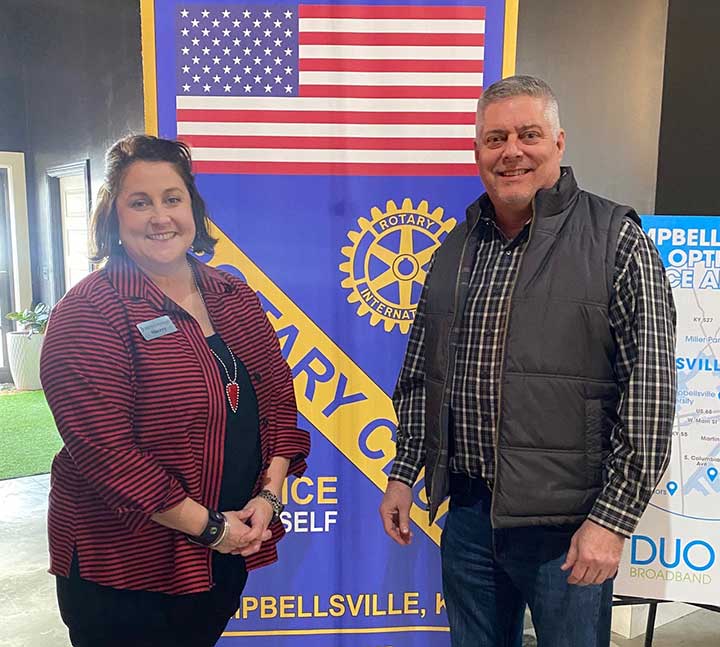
[0,390,62,479]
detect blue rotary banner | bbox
[143,0,517,643]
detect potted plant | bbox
[5,303,50,391]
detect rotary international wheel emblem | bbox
[339,198,457,333]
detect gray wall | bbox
[0,0,144,305]
[516,0,669,215]
[0,2,28,153]
[655,1,720,215]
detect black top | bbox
[206,333,262,585]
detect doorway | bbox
[47,161,91,297]
[0,152,32,384]
[0,170,13,382]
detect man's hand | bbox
[379,480,414,545]
[561,519,626,585]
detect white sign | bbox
[616,216,720,605]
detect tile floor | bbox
[1,475,717,647]
[1,475,68,647]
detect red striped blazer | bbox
[40,252,310,595]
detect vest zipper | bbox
[430,217,481,519]
[490,200,537,527]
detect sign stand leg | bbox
[643,601,658,647]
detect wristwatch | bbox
[186,509,227,547]
[257,489,284,522]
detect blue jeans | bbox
[441,479,613,647]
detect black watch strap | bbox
[186,509,226,547]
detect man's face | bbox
[474,95,565,211]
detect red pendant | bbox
[226,381,239,413]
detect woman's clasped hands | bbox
[213,496,276,557]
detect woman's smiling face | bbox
[116,160,196,273]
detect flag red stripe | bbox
[299,5,486,20]
[299,32,484,46]
[176,109,475,125]
[192,160,479,176]
[299,85,480,99]
[299,58,484,72]
[180,134,474,150]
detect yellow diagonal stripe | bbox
[207,224,448,545]
[139,0,159,136]
[502,0,519,78]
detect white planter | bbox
[6,331,45,391]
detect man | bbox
[379,76,676,647]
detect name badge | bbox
[136,315,178,341]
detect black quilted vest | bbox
[422,168,639,527]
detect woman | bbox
[40,135,310,647]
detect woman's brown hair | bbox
[90,135,217,262]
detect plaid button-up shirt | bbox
[390,208,676,537]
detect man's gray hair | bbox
[475,75,561,142]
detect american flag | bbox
[175,4,485,175]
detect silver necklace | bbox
[190,261,240,413]
[210,345,240,413]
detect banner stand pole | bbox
[612,596,720,646]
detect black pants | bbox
[56,553,248,647]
